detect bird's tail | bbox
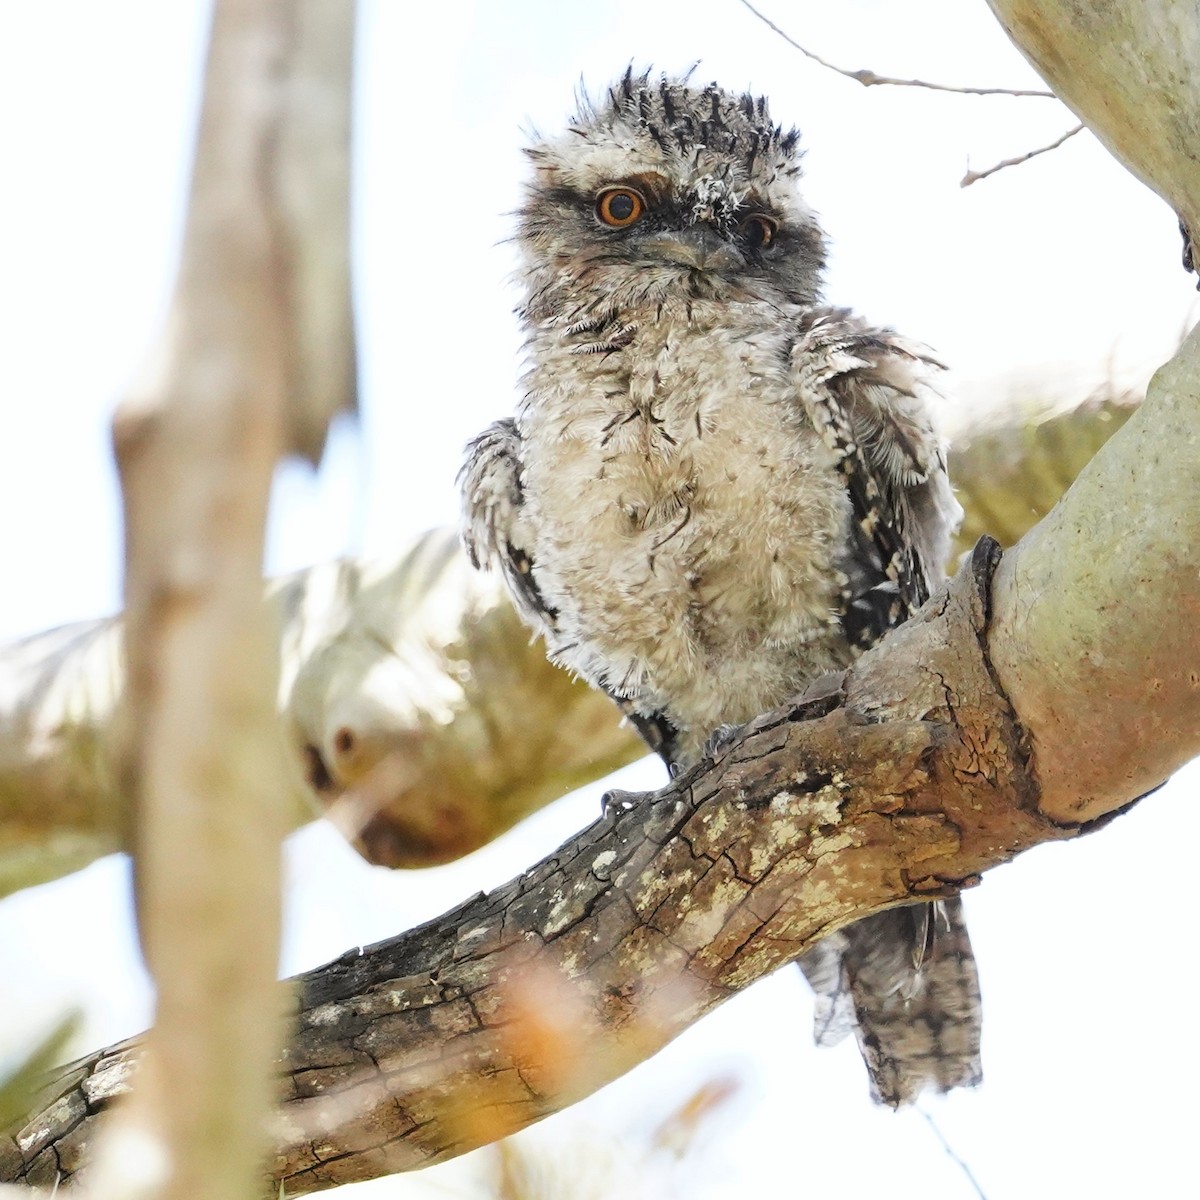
[797,898,982,1106]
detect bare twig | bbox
[736,0,1057,98]
[986,0,1200,250]
[960,123,1085,186]
[917,1108,989,1200]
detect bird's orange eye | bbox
[596,187,646,228]
[740,214,778,250]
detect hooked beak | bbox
[640,225,744,271]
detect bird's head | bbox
[516,67,827,317]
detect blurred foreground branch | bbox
[75,2,357,1198]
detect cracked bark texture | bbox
[5,304,1199,1200]
[0,542,1084,1191]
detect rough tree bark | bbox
[0,411,1187,1192]
[2,539,1055,1191]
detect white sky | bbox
[2,1,1198,1197]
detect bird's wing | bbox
[789,306,961,650]
[460,419,680,769]
[460,418,558,636]
[788,307,980,1105]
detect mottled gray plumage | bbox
[461,68,980,1105]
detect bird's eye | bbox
[596,187,646,228]
[739,214,778,250]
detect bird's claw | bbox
[600,788,640,818]
[702,722,744,762]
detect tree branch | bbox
[949,377,1144,555]
[978,0,1200,818]
[5,0,1200,1187]
[6,537,1080,1192]
[75,2,357,1197]
[9,298,1197,1189]
[737,0,1058,97]
[990,332,1200,821]
[960,122,1084,187]
[0,531,643,898]
[0,383,1144,897]
[985,0,1200,245]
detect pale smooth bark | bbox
[983,0,1200,820]
[0,530,644,898]
[991,332,1200,819]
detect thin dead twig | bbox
[960,123,1085,186]
[737,0,1057,98]
[917,1107,989,1200]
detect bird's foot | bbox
[600,788,640,818]
[702,722,744,762]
